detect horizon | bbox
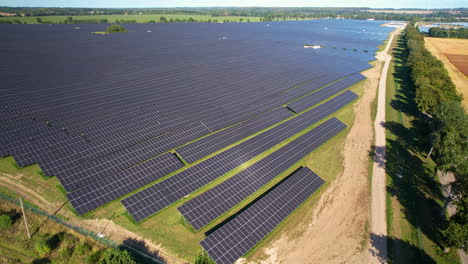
[1,0,467,9]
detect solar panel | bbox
[287,73,366,113]
[122,91,357,222]
[177,107,294,164]
[67,152,184,215]
[200,166,324,264]
[178,117,345,230]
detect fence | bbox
[0,192,167,264]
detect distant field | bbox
[0,14,262,23]
[425,37,468,108]
[362,9,433,14]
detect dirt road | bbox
[368,29,398,264]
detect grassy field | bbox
[385,34,460,264]
[0,197,108,263]
[424,37,468,109]
[0,14,262,24]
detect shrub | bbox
[0,214,12,230]
[105,24,128,33]
[195,251,216,264]
[35,238,51,256]
[86,250,103,264]
[75,242,92,255]
[99,248,136,264]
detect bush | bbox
[35,238,51,256]
[99,248,136,264]
[75,242,92,255]
[59,246,74,258]
[0,214,12,230]
[105,24,128,33]
[195,251,215,264]
[86,250,103,264]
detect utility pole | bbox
[96,219,104,238]
[19,198,31,239]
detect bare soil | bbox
[425,37,468,109]
[445,54,468,76]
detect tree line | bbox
[405,24,467,251]
[0,16,248,24]
[1,6,467,23]
[428,27,468,39]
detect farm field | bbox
[425,37,468,108]
[0,19,392,263]
[0,14,262,23]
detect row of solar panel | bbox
[1,65,364,193]
[176,72,364,164]
[66,85,354,216]
[179,117,346,230]
[122,90,357,222]
[201,166,325,264]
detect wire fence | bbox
[0,192,169,264]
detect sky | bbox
[0,0,466,9]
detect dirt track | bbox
[368,29,399,264]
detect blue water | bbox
[419,22,468,33]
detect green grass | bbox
[0,14,262,24]
[385,34,460,264]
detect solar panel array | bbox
[178,117,345,230]
[287,73,366,113]
[122,91,357,222]
[0,19,392,215]
[200,166,325,264]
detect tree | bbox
[35,238,51,256]
[0,214,12,230]
[105,24,128,33]
[432,102,468,173]
[64,16,74,23]
[444,196,468,250]
[99,248,136,264]
[36,17,42,23]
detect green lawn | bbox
[0,14,262,24]
[385,34,460,264]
